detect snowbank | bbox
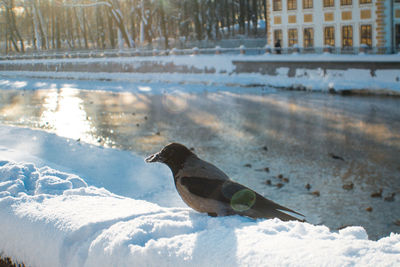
[0,124,180,207]
[1,54,400,94]
[0,124,400,267]
[2,68,400,95]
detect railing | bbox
[0,45,399,61]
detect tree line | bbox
[0,0,268,53]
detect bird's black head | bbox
[145,143,195,174]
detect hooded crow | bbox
[145,143,304,221]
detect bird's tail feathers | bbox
[276,209,306,222]
[274,203,304,217]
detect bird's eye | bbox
[162,149,173,158]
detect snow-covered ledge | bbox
[0,125,399,267]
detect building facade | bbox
[267,0,400,52]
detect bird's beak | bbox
[145,152,163,163]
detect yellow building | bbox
[267,0,400,53]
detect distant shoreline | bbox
[1,54,399,95]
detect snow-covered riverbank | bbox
[1,54,400,94]
[1,54,400,266]
[1,124,399,267]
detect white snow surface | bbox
[0,124,400,267]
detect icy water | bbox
[0,82,399,240]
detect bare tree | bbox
[0,0,268,53]
[107,0,133,48]
[157,0,168,49]
[1,0,24,52]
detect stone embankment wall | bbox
[1,57,399,95]
[0,60,216,74]
[1,58,399,76]
[232,60,400,77]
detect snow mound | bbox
[0,124,181,207]
[0,161,87,197]
[1,161,399,267]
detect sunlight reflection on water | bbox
[39,89,97,143]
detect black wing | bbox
[179,176,230,202]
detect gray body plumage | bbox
[145,143,304,221]
[176,155,230,181]
[174,155,230,216]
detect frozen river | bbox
[0,78,399,240]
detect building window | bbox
[288,0,297,10]
[303,0,313,9]
[395,24,400,48]
[288,29,298,47]
[274,29,283,43]
[342,25,353,47]
[324,26,335,46]
[360,25,372,47]
[304,28,314,48]
[360,0,371,3]
[341,0,352,6]
[324,0,334,7]
[273,0,282,11]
